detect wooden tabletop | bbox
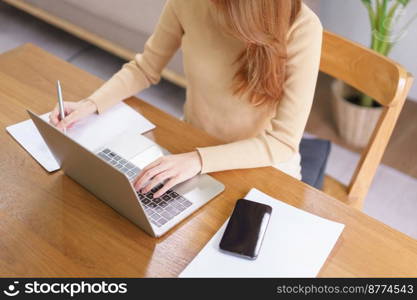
[1,44,416,277]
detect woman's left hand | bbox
[134,151,202,198]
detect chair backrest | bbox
[320,31,414,207]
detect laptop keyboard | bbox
[138,183,193,227]
[97,148,141,181]
[97,148,193,227]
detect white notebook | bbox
[6,103,155,172]
[180,188,345,278]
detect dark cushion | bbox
[299,138,331,189]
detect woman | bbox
[50,0,322,198]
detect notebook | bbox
[6,102,155,172]
[180,188,345,277]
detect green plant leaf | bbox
[359,0,415,106]
[388,2,400,19]
[361,0,377,31]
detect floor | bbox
[1,3,416,239]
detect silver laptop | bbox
[28,110,225,237]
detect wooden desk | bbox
[1,44,416,277]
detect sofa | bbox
[3,0,186,85]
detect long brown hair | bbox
[212,0,301,105]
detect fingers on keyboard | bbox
[137,188,192,227]
[98,149,193,228]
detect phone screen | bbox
[219,199,272,259]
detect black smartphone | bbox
[219,199,272,260]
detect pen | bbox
[56,80,66,133]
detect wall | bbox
[304,0,321,13]
[318,0,417,101]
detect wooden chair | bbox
[319,31,414,210]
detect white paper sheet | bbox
[6,103,155,172]
[180,188,345,278]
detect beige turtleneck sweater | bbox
[88,0,323,174]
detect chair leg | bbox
[323,176,365,210]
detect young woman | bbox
[50,0,322,198]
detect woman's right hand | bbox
[49,99,98,130]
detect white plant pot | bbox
[331,80,383,148]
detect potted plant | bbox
[332,0,416,148]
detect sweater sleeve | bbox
[196,9,323,174]
[88,0,183,113]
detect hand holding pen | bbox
[49,80,98,131]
